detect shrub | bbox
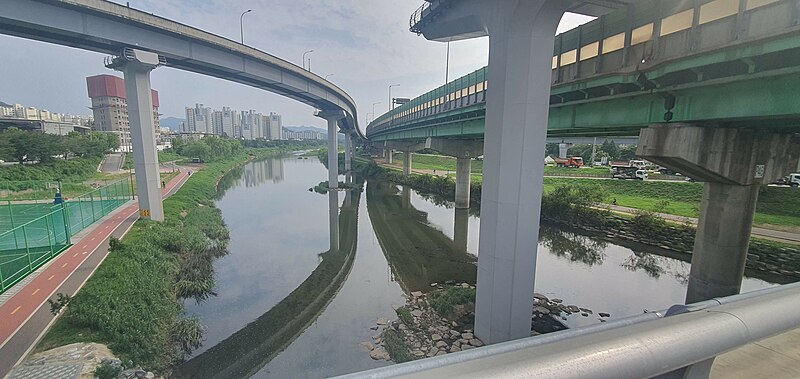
[383,329,413,363]
[94,361,122,379]
[431,287,475,316]
[396,306,413,326]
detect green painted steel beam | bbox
[370,71,800,141]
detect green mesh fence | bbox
[0,179,132,293]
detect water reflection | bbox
[366,180,476,293]
[175,175,362,379]
[539,226,607,266]
[622,251,690,284]
[243,159,284,187]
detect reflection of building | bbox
[86,74,160,152]
[242,158,285,187]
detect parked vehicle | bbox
[554,156,584,168]
[611,165,647,180]
[790,173,800,187]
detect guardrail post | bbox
[22,225,32,273]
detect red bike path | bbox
[0,170,189,375]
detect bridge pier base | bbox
[384,149,393,164]
[638,124,800,304]
[316,110,345,189]
[455,157,471,208]
[109,50,164,222]
[385,141,425,177]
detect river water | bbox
[178,156,774,378]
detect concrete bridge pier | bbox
[384,149,393,164]
[638,125,800,304]
[412,0,572,344]
[108,49,164,221]
[316,110,345,189]
[425,138,483,209]
[385,141,425,177]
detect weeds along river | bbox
[175,156,775,378]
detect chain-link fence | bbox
[0,178,132,293]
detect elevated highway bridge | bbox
[364,2,800,374]
[368,0,800,142]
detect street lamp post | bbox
[445,41,451,84]
[371,102,381,124]
[325,74,334,80]
[302,50,314,71]
[239,9,252,44]
[388,84,400,112]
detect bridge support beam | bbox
[109,50,164,222]
[638,125,800,304]
[425,138,483,209]
[317,110,345,189]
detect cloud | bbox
[0,1,595,133]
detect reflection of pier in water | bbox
[175,178,360,379]
[367,180,476,293]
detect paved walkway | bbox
[98,153,124,173]
[711,327,800,378]
[0,170,190,376]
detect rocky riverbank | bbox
[363,284,610,363]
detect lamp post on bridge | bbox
[388,84,400,113]
[325,74,334,80]
[239,9,252,44]
[302,50,314,71]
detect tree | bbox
[545,143,559,157]
[618,145,638,161]
[600,139,620,161]
[567,144,593,159]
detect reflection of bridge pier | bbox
[329,191,339,252]
[454,208,469,253]
[401,185,411,209]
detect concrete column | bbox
[385,149,393,164]
[473,2,568,344]
[454,208,469,253]
[638,124,800,304]
[344,133,352,172]
[558,143,568,159]
[316,110,345,189]
[455,157,471,209]
[402,150,412,177]
[328,191,339,252]
[113,50,163,222]
[686,183,759,303]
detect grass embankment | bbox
[393,152,484,174]
[0,157,105,200]
[381,153,800,229]
[542,178,800,229]
[36,148,279,371]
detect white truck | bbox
[790,173,800,187]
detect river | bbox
[177,156,774,378]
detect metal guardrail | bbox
[333,282,800,378]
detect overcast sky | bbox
[0,0,593,132]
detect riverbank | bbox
[34,147,295,373]
[351,158,800,284]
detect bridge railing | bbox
[334,282,800,378]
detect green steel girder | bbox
[370,70,800,141]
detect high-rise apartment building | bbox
[86,74,160,152]
[185,103,213,134]
[268,112,282,140]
